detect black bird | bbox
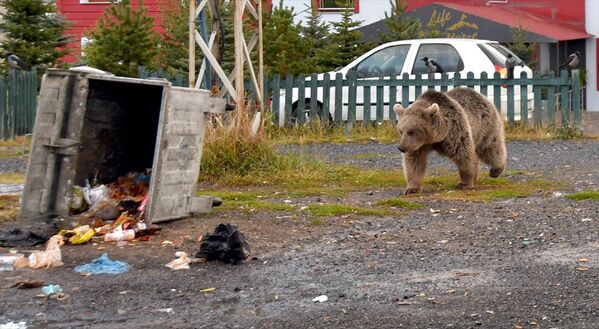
[422,57,444,73]
[560,51,580,69]
[7,54,28,70]
[505,53,517,79]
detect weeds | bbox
[565,190,599,201]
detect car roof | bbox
[380,38,498,46]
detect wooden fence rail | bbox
[267,70,582,129]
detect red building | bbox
[56,0,274,63]
[56,0,164,62]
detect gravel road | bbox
[1,139,599,328]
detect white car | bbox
[278,38,534,125]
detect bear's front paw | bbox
[404,187,420,195]
[456,183,474,190]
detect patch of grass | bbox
[267,120,399,145]
[306,204,391,217]
[309,218,326,226]
[0,195,20,222]
[0,173,25,184]
[376,198,424,210]
[217,199,295,212]
[565,190,599,201]
[420,176,558,202]
[0,135,32,158]
[199,191,261,202]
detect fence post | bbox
[322,74,331,126]
[284,73,293,126]
[533,72,542,128]
[363,84,371,126]
[375,77,384,124]
[347,70,357,125]
[389,75,397,124]
[493,72,501,115]
[401,73,410,108]
[571,70,581,127]
[520,71,528,126]
[546,71,556,127]
[334,72,343,124]
[272,74,280,125]
[560,69,569,128]
[480,72,488,97]
[296,73,306,125]
[309,73,318,119]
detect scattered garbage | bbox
[8,280,44,289]
[200,287,216,293]
[61,171,160,245]
[12,235,64,269]
[154,308,174,314]
[0,252,24,272]
[165,252,191,270]
[192,223,250,264]
[59,225,95,245]
[0,219,62,247]
[41,284,62,296]
[74,253,129,275]
[312,295,328,303]
[104,229,135,242]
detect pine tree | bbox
[82,0,160,77]
[508,25,537,70]
[159,0,202,77]
[262,0,310,76]
[378,0,421,44]
[315,1,365,72]
[0,0,70,71]
[301,1,329,72]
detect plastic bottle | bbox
[104,229,135,242]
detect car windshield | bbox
[355,45,410,78]
[479,43,524,67]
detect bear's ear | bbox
[393,103,404,116]
[426,103,441,123]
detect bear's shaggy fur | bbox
[394,87,506,194]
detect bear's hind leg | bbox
[479,141,507,178]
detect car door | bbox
[346,44,411,121]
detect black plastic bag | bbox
[192,223,250,264]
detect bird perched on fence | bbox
[505,54,517,79]
[7,54,29,70]
[422,57,444,74]
[560,51,580,69]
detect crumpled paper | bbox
[13,235,65,269]
[165,251,191,270]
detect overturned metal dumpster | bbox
[20,69,226,225]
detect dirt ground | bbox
[1,140,599,329]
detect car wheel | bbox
[291,101,332,126]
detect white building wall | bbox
[281,0,391,26]
[585,0,599,111]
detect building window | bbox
[316,0,359,13]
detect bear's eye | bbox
[407,130,415,136]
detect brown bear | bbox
[394,87,506,194]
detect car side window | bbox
[355,45,410,78]
[412,44,464,74]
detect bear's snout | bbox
[397,145,405,153]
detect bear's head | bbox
[394,102,441,153]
